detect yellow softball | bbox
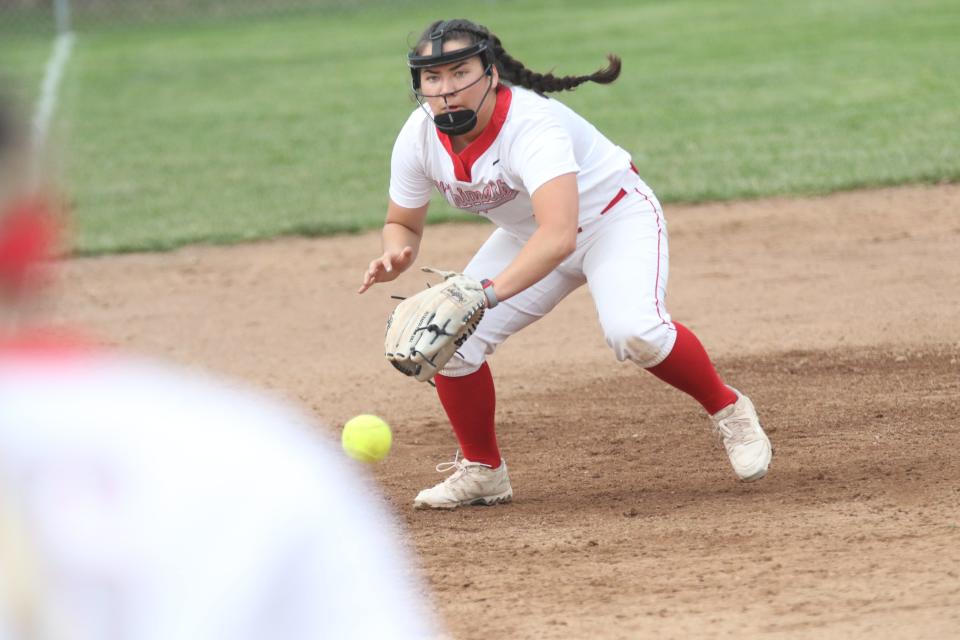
[341,414,392,463]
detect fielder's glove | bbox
[384,268,489,382]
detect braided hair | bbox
[413,19,621,95]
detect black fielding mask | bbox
[408,20,496,136]
[428,71,494,135]
[432,103,480,136]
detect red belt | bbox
[578,162,639,233]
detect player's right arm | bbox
[360,110,434,293]
[357,199,428,293]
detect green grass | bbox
[6,0,959,254]
[0,31,55,110]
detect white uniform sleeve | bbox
[507,112,581,196]
[388,112,435,208]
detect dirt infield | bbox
[50,184,960,639]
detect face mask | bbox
[407,22,497,136]
[416,70,494,136]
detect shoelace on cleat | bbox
[435,449,462,473]
[714,416,757,447]
[434,451,492,482]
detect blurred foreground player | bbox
[0,95,441,640]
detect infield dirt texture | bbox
[49,183,960,638]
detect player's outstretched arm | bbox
[358,200,428,293]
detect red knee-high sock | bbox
[646,322,737,415]
[434,361,502,468]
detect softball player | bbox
[0,96,441,640]
[359,19,772,509]
[0,354,443,640]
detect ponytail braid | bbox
[488,34,621,95]
[412,19,621,95]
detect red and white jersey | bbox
[389,85,654,241]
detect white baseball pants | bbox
[441,188,677,377]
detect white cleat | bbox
[413,452,513,510]
[710,390,772,482]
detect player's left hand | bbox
[384,268,486,382]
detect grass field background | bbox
[2,0,958,255]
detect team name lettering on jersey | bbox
[436,179,519,214]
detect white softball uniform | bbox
[390,85,676,375]
[0,351,440,640]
